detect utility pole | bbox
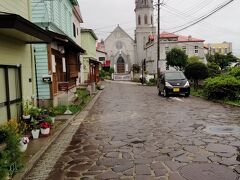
[157,0,160,78]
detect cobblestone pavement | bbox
[29,82,240,180]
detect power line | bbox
[167,0,235,34]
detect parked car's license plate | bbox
[173,88,180,92]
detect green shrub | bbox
[99,69,106,78]
[146,78,156,86]
[185,62,208,89]
[228,67,240,79]
[0,120,23,179]
[203,75,240,100]
[207,63,221,77]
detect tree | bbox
[166,48,188,71]
[187,56,200,64]
[206,53,238,70]
[132,64,140,73]
[214,53,229,70]
[207,63,221,77]
[226,52,239,63]
[185,62,209,89]
[109,67,114,74]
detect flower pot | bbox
[22,115,32,124]
[19,141,28,152]
[31,129,40,139]
[41,128,50,135]
[22,115,31,119]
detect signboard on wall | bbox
[58,82,69,91]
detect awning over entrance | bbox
[0,13,52,43]
[46,30,85,53]
[89,58,100,64]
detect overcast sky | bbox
[78,0,240,55]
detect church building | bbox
[104,0,205,78]
[104,0,155,79]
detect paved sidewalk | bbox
[23,91,102,180]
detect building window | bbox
[99,57,105,62]
[212,48,216,53]
[144,15,148,24]
[195,46,198,54]
[138,15,141,25]
[219,48,222,54]
[145,0,147,5]
[165,46,169,54]
[73,23,76,37]
[224,48,228,54]
[182,46,186,53]
[151,15,153,25]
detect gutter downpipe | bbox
[33,48,40,107]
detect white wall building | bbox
[104,25,135,74]
[145,32,206,74]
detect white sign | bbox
[62,57,66,72]
[51,55,56,73]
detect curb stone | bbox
[13,90,103,180]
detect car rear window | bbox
[165,72,186,80]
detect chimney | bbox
[188,35,192,41]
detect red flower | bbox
[40,122,50,129]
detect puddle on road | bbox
[204,125,240,135]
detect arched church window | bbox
[138,15,141,25]
[144,15,148,24]
[151,15,153,24]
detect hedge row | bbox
[203,72,240,100]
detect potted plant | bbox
[19,137,29,152]
[31,120,40,139]
[40,121,50,135]
[29,106,41,119]
[22,100,32,122]
[48,107,56,124]
[0,128,7,152]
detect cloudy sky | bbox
[78,0,240,55]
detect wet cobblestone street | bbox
[30,82,240,180]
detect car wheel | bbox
[163,89,169,97]
[185,93,190,97]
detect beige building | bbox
[0,0,51,122]
[206,42,232,55]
